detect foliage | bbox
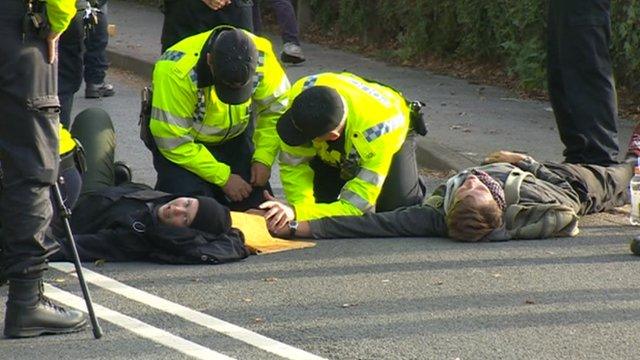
[306,0,640,92]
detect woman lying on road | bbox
[48,108,249,264]
[260,134,640,242]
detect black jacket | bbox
[52,183,249,264]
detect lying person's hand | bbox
[259,191,295,232]
[222,174,252,202]
[482,150,530,165]
[268,222,291,238]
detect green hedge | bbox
[307,0,640,92]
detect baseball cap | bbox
[210,29,257,105]
[276,86,346,146]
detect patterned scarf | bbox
[470,169,506,211]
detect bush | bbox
[306,0,640,93]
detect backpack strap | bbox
[503,168,534,205]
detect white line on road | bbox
[44,284,235,360]
[51,262,326,360]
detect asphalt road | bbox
[2,69,640,360]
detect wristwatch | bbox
[288,220,299,238]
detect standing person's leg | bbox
[376,133,425,212]
[0,1,86,338]
[84,2,115,99]
[270,0,300,45]
[58,13,85,127]
[252,1,263,33]
[548,0,619,165]
[270,0,305,63]
[217,0,254,32]
[70,108,116,195]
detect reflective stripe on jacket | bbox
[150,27,290,186]
[279,72,411,220]
[45,0,77,33]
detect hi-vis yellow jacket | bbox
[45,0,77,34]
[279,73,411,221]
[59,125,76,156]
[150,27,290,187]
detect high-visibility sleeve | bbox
[45,0,77,33]
[150,70,231,186]
[251,41,291,167]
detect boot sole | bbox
[4,318,88,338]
[85,90,115,99]
[280,53,306,64]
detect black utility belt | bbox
[59,141,87,174]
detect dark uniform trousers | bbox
[152,123,270,212]
[312,132,425,212]
[548,0,619,165]
[84,1,110,86]
[58,11,85,127]
[0,1,61,279]
[161,0,254,52]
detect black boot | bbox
[113,161,132,185]
[4,278,88,338]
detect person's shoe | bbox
[4,278,88,338]
[280,42,306,64]
[85,82,116,99]
[626,123,640,160]
[114,161,132,186]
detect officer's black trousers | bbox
[161,0,254,52]
[548,0,619,165]
[152,127,270,212]
[0,1,61,278]
[58,13,85,127]
[312,133,425,213]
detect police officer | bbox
[161,0,253,53]
[0,0,88,338]
[149,26,289,211]
[547,0,619,165]
[261,72,425,231]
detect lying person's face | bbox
[454,174,495,206]
[447,174,503,241]
[157,197,199,227]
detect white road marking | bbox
[51,262,326,360]
[44,284,235,360]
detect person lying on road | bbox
[260,137,640,242]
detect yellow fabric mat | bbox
[230,212,316,255]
